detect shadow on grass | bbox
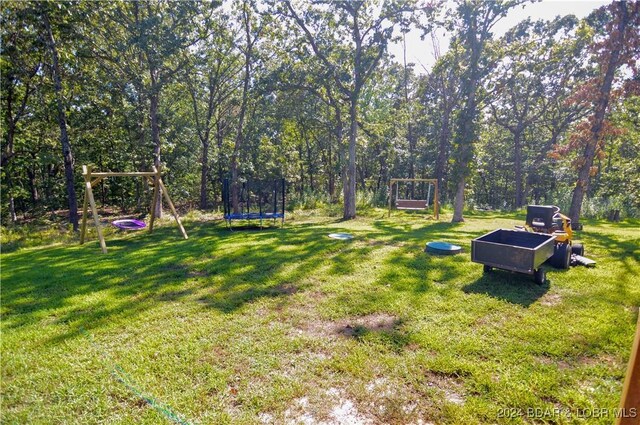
[2,220,342,341]
[11,213,629,344]
[462,270,550,307]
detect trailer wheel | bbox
[534,268,546,285]
[483,265,493,273]
[571,243,584,256]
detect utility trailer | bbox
[471,229,556,284]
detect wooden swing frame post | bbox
[80,165,188,254]
[388,178,439,219]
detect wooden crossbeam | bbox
[90,171,157,177]
[390,178,438,183]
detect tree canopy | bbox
[2,0,639,225]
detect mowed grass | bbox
[2,210,639,424]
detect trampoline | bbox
[222,178,286,229]
[425,241,462,255]
[112,219,146,230]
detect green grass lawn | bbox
[2,210,639,424]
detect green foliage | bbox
[1,0,639,229]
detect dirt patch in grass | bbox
[424,371,466,405]
[539,292,562,307]
[271,283,298,295]
[576,353,620,369]
[274,387,375,425]
[187,269,210,277]
[536,355,571,370]
[156,289,193,301]
[362,377,436,423]
[297,313,402,340]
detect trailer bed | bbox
[471,229,556,275]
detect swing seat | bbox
[396,199,427,210]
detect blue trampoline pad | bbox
[425,241,462,255]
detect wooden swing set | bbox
[388,178,439,219]
[80,165,188,254]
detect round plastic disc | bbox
[425,241,462,255]
[328,233,354,240]
[112,219,146,230]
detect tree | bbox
[229,0,263,213]
[1,2,44,222]
[488,17,583,208]
[83,1,216,216]
[39,2,79,230]
[448,0,525,222]
[281,0,416,219]
[566,1,640,226]
[184,17,241,209]
[416,38,462,202]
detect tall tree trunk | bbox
[150,89,163,218]
[514,131,523,208]
[451,31,480,223]
[341,151,347,208]
[230,2,253,214]
[305,136,315,191]
[200,140,210,209]
[344,98,357,219]
[9,195,17,223]
[452,179,465,222]
[216,119,225,209]
[42,7,78,231]
[435,109,451,202]
[569,1,629,226]
[328,140,335,201]
[329,94,343,203]
[27,167,39,205]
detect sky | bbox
[388,0,610,73]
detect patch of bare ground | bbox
[539,292,562,307]
[267,388,375,425]
[577,353,619,368]
[187,269,209,278]
[424,371,466,405]
[536,355,571,370]
[258,370,440,424]
[473,312,510,328]
[296,313,402,340]
[271,283,298,295]
[360,377,438,424]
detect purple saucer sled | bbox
[112,219,146,230]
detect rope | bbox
[80,328,192,425]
